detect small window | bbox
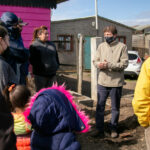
[57,35,73,51]
[128,54,138,60]
[116,36,126,44]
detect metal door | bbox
[84,36,91,70]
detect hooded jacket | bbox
[132,58,150,127]
[0,12,29,73]
[23,85,90,150]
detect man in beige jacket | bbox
[93,25,128,138]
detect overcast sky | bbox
[51,0,150,26]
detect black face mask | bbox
[105,36,116,44]
[11,27,21,39]
[1,47,10,59]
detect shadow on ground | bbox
[77,116,140,150]
[57,73,145,150]
[57,74,135,98]
[57,74,91,97]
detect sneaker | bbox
[90,129,105,138]
[111,130,118,138]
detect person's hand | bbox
[98,60,108,69]
[103,60,108,68]
[98,62,104,69]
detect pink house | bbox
[0,6,51,48]
[0,0,67,48]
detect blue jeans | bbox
[96,85,122,132]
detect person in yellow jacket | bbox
[132,57,150,150]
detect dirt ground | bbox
[56,72,146,150]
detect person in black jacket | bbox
[29,26,59,91]
[0,25,17,150]
[0,94,17,150]
[0,25,18,94]
[0,12,29,82]
[0,87,17,150]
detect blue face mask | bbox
[105,36,116,44]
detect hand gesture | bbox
[98,60,108,69]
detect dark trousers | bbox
[34,75,57,92]
[96,84,122,132]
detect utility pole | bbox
[95,0,99,36]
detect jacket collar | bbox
[0,55,5,61]
[106,40,118,47]
[35,38,48,44]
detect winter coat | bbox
[29,39,59,77]
[31,131,80,150]
[0,56,18,94]
[93,41,128,87]
[132,58,150,127]
[24,85,90,150]
[4,35,29,73]
[1,12,29,73]
[0,112,17,150]
[0,94,17,150]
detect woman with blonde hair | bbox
[29,26,59,91]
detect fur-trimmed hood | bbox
[24,85,90,134]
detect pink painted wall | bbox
[0,6,51,48]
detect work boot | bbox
[90,129,105,138]
[111,130,118,138]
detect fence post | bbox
[91,37,103,104]
[76,37,79,82]
[77,34,84,94]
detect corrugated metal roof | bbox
[133,25,150,31]
[145,31,150,34]
[57,0,68,4]
[52,16,135,31]
[0,0,68,9]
